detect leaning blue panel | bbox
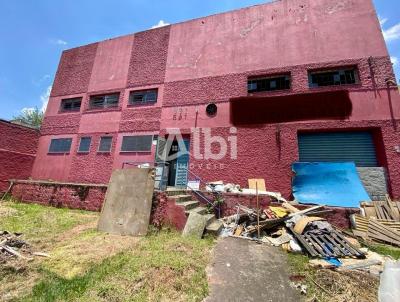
[292,162,371,208]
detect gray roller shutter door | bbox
[298,132,378,167]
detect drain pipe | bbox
[385,79,398,131]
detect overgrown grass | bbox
[366,243,400,260]
[0,200,215,302]
[22,229,214,302]
[0,200,97,244]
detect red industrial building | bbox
[30,0,400,200]
[0,120,39,192]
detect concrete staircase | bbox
[166,188,223,235]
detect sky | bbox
[0,0,399,120]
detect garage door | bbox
[298,132,378,167]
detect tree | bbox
[12,107,43,128]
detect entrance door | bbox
[175,139,190,188]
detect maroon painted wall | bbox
[0,121,39,192]
[31,0,400,200]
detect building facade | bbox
[31,0,400,199]
[0,120,39,192]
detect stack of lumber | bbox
[360,195,400,221]
[351,214,400,247]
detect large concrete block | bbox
[182,212,207,238]
[98,168,155,236]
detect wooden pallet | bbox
[289,227,365,259]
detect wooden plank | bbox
[386,195,400,221]
[321,234,345,256]
[307,233,331,257]
[373,202,384,220]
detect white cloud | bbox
[391,56,399,66]
[379,16,388,27]
[50,39,68,46]
[40,86,52,113]
[381,19,400,42]
[32,74,51,86]
[151,20,170,29]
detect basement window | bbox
[129,89,158,105]
[60,97,82,112]
[309,68,358,88]
[98,136,112,153]
[89,93,119,109]
[49,138,72,154]
[248,75,291,93]
[121,135,153,152]
[78,137,91,153]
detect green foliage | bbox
[12,107,43,128]
[367,243,400,260]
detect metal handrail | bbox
[182,167,222,218]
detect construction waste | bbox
[0,231,48,263]
[218,200,400,276]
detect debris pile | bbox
[220,203,366,259]
[350,196,400,247]
[0,231,47,262]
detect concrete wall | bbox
[357,167,389,200]
[31,0,400,199]
[0,121,40,192]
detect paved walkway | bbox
[205,237,301,302]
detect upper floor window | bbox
[309,68,358,88]
[78,137,91,153]
[121,135,153,152]
[129,89,158,105]
[49,138,72,154]
[89,93,119,109]
[60,97,81,112]
[98,136,113,152]
[248,75,291,93]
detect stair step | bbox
[206,220,224,235]
[186,207,207,216]
[178,200,199,210]
[204,214,216,226]
[170,194,192,202]
[166,188,188,196]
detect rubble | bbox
[0,231,45,263]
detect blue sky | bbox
[0,0,399,120]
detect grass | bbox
[365,243,400,260]
[0,199,215,302]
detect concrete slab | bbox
[205,237,301,302]
[97,168,155,236]
[182,212,207,238]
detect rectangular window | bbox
[98,136,112,152]
[49,138,72,153]
[309,68,358,88]
[248,75,291,93]
[89,93,119,109]
[60,97,82,112]
[129,89,158,105]
[121,135,153,152]
[78,137,91,153]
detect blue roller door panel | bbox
[298,132,378,167]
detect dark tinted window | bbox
[98,136,112,152]
[248,75,290,93]
[78,137,91,153]
[309,68,358,87]
[49,138,72,153]
[121,135,153,152]
[90,94,119,109]
[60,98,81,112]
[129,89,158,104]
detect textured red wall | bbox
[10,182,107,211]
[0,121,39,192]
[51,43,98,97]
[127,26,170,87]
